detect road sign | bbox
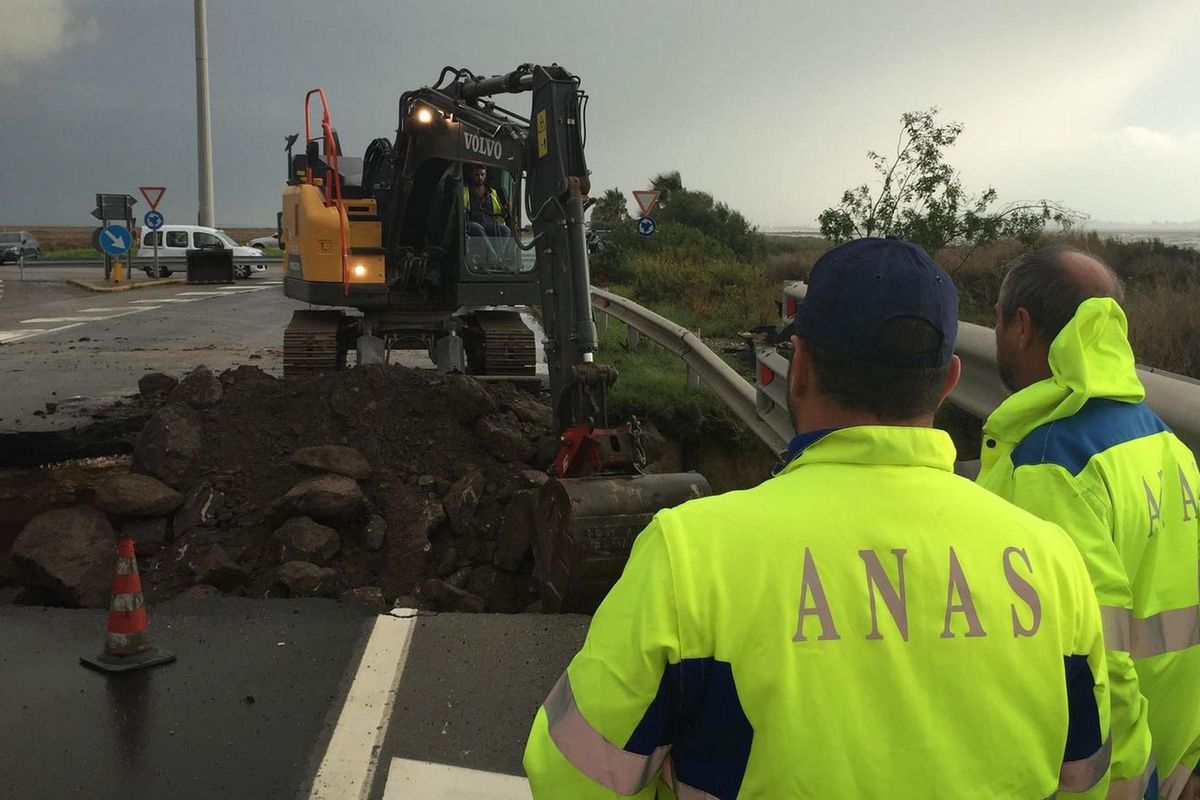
[632,190,661,218]
[91,228,104,253]
[99,225,133,256]
[139,186,166,210]
[145,210,165,230]
[92,193,136,221]
[637,216,657,237]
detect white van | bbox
[134,225,269,279]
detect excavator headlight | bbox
[353,264,367,278]
[415,107,433,124]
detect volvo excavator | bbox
[279,64,710,612]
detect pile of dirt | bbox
[6,364,558,614]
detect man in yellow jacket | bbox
[525,237,1112,798]
[977,246,1200,800]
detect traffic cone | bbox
[80,536,175,673]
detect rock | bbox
[524,600,542,614]
[340,586,388,613]
[133,405,202,488]
[466,564,523,613]
[444,375,496,423]
[274,516,340,565]
[494,491,535,571]
[188,545,247,592]
[364,515,386,551]
[518,469,549,488]
[434,546,458,578]
[446,566,472,589]
[118,517,168,557]
[475,414,536,463]
[179,584,221,599]
[273,474,364,525]
[533,435,560,471]
[275,561,338,598]
[395,594,420,610]
[170,365,223,409]
[10,507,115,608]
[442,470,485,535]
[94,473,183,517]
[291,445,370,481]
[505,392,553,429]
[417,475,436,488]
[138,372,178,399]
[174,482,224,537]
[418,578,484,613]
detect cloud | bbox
[1095,126,1200,160]
[0,0,99,83]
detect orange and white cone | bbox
[80,536,175,673]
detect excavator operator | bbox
[463,164,511,239]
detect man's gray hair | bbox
[999,245,1125,343]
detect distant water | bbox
[765,226,1200,251]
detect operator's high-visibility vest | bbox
[978,297,1200,798]
[524,425,1112,799]
[462,186,505,227]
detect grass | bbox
[594,316,760,451]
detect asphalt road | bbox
[0,600,588,799]
[0,265,301,432]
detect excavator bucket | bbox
[531,472,711,613]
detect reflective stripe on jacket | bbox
[525,426,1111,799]
[977,297,1200,798]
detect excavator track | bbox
[283,310,346,377]
[465,310,536,376]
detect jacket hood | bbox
[984,297,1144,445]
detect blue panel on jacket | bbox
[1011,399,1169,475]
[625,658,754,800]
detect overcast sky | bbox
[3,0,1199,230]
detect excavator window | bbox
[460,167,532,276]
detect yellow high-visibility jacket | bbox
[978,297,1200,799]
[525,426,1111,799]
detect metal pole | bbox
[194,0,215,227]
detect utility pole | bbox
[194,0,215,227]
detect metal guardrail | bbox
[756,281,1200,459]
[590,287,790,453]
[33,257,284,268]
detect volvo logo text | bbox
[463,132,502,160]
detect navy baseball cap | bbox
[775,236,958,368]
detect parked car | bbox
[246,233,280,250]
[134,225,267,279]
[0,231,40,263]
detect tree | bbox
[818,108,1083,268]
[648,171,763,261]
[590,188,631,228]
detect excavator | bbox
[280,64,710,612]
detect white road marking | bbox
[308,612,418,800]
[381,760,531,799]
[177,291,235,296]
[0,322,85,344]
[0,329,42,343]
[128,298,200,304]
[22,316,110,324]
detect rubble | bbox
[10,507,115,608]
[275,561,338,598]
[291,445,370,480]
[94,473,183,517]
[170,365,223,409]
[133,405,202,488]
[5,363,559,613]
[274,516,340,565]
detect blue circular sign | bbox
[637,216,657,237]
[144,210,164,230]
[99,224,133,256]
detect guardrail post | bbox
[687,365,700,393]
[597,310,608,334]
[627,326,640,349]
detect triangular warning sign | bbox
[632,190,661,218]
[140,186,166,210]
